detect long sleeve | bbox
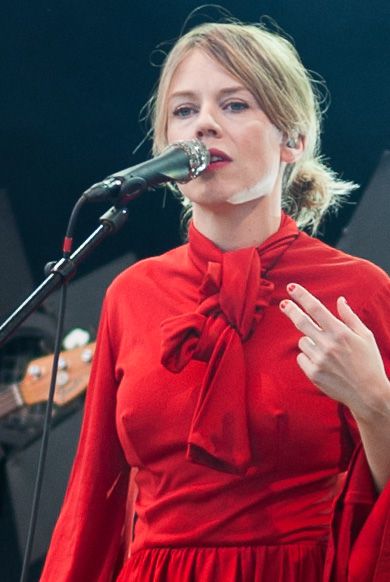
[324,443,390,582]
[40,302,130,582]
[324,280,390,581]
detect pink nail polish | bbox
[280,300,288,310]
[287,283,296,293]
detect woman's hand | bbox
[280,283,390,422]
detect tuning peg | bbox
[28,364,42,379]
[58,358,68,370]
[81,348,93,363]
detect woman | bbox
[40,20,390,581]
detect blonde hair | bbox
[148,20,357,232]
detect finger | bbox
[298,335,317,360]
[280,299,323,342]
[287,283,341,332]
[337,296,371,336]
[296,351,321,382]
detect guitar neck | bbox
[0,342,95,420]
[0,383,23,418]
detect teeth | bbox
[211,155,224,162]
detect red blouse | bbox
[40,214,390,581]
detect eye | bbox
[224,100,249,112]
[172,105,197,118]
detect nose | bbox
[194,107,222,140]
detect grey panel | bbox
[337,151,390,274]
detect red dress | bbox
[40,214,390,581]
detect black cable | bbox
[19,282,68,582]
[62,194,88,258]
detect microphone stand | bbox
[1,139,209,345]
[0,205,128,347]
[1,202,131,582]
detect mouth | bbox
[206,148,232,172]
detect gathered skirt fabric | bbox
[117,543,327,581]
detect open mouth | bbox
[207,148,232,170]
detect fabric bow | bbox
[160,214,299,474]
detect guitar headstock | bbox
[19,342,96,406]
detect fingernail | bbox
[287,283,296,293]
[280,300,289,310]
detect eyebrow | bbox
[168,86,249,101]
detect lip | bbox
[208,148,232,162]
[205,147,232,172]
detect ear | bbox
[280,134,305,164]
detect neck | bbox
[192,197,282,251]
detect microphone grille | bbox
[172,139,210,182]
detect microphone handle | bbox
[83,147,190,203]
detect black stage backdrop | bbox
[0,0,389,286]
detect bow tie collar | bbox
[161,213,299,474]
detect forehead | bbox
[167,49,244,98]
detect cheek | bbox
[166,124,175,144]
[245,129,282,168]
[165,115,176,144]
[166,119,189,145]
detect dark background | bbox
[0,1,389,580]
[1,0,389,289]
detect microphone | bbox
[82,139,209,203]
